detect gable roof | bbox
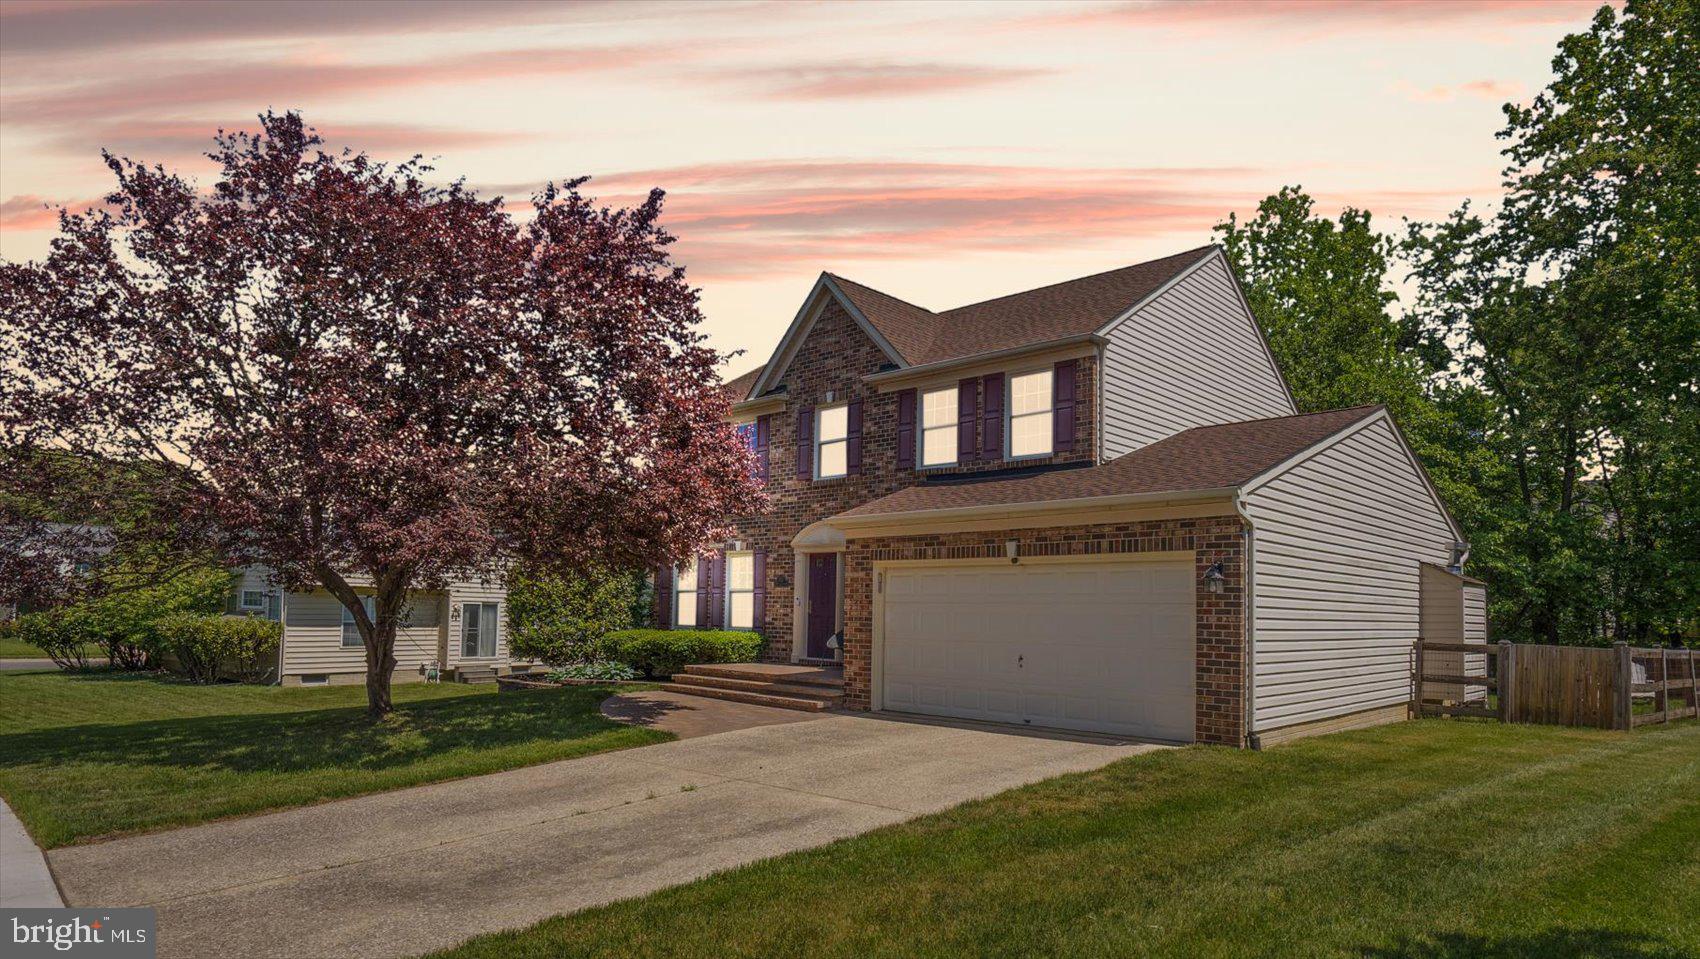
[830,406,1384,520]
[744,245,1225,399]
[722,364,766,402]
[828,245,1218,368]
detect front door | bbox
[805,553,839,660]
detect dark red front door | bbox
[806,553,838,659]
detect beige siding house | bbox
[230,567,526,685]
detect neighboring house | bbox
[654,244,1483,747]
[230,567,521,685]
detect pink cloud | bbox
[0,195,104,230]
[2,46,659,126]
[715,62,1057,100]
[1396,79,1524,102]
[1022,0,1606,37]
[43,119,534,166]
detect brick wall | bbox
[655,295,1098,661]
[839,515,1249,746]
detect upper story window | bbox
[725,552,755,629]
[1008,369,1054,459]
[239,589,268,611]
[816,404,849,479]
[920,386,958,467]
[341,595,375,648]
[674,559,699,627]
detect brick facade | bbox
[839,516,1249,746]
[655,294,1098,661]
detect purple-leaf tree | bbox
[0,112,763,715]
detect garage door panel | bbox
[881,560,1196,742]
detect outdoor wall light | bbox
[775,574,790,588]
[1203,562,1226,594]
[1007,540,1020,564]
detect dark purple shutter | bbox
[796,406,813,481]
[957,377,978,465]
[846,400,863,475]
[751,550,766,632]
[1053,359,1077,454]
[655,565,672,629]
[896,389,917,469]
[707,551,726,629]
[981,372,1005,461]
[694,554,710,628]
[755,414,771,482]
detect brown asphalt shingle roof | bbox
[722,364,765,401]
[828,245,1219,367]
[832,406,1383,519]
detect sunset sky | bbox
[0,0,1608,376]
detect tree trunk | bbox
[316,563,405,719]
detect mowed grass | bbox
[0,670,668,848]
[434,719,1699,959]
[0,637,83,658]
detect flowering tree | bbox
[0,113,763,714]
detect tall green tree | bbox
[1404,0,1700,645]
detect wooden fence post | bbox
[1411,640,1424,719]
[1613,641,1632,731]
[1659,647,1669,724]
[1498,640,1514,723]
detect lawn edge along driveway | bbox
[427,718,1700,959]
[0,671,671,849]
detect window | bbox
[461,602,499,658]
[239,589,268,611]
[725,552,754,629]
[1008,369,1054,458]
[816,405,848,478]
[674,560,699,627]
[919,386,958,467]
[341,595,375,648]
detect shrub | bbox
[545,661,639,682]
[151,613,281,684]
[601,629,762,678]
[506,565,641,665]
[2,609,95,671]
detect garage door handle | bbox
[1017,655,1024,668]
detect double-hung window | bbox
[816,404,848,479]
[461,601,499,658]
[725,552,754,629]
[674,559,699,627]
[1008,369,1054,458]
[240,589,268,612]
[341,595,375,648]
[919,386,958,467]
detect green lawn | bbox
[0,671,668,848]
[0,637,68,658]
[434,719,1699,959]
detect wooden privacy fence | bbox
[1413,640,1698,730]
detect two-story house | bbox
[654,245,1486,748]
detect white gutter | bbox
[827,485,1239,531]
[1233,490,1258,749]
[861,333,1106,386]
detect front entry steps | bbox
[454,665,498,684]
[662,663,844,712]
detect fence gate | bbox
[1414,641,1698,730]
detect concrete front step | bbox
[455,668,499,684]
[656,682,835,712]
[669,672,844,700]
[680,663,845,689]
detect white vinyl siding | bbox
[919,386,958,467]
[1101,254,1295,456]
[341,595,375,648]
[1462,582,1489,703]
[1007,369,1053,458]
[726,552,755,629]
[1242,417,1459,734]
[446,577,510,669]
[279,589,444,676]
[817,404,849,479]
[674,560,699,627]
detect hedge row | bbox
[591,629,763,678]
[2,609,280,684]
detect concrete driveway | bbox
[50,711,1158,959]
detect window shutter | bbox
[655,565,672,629]
[981,372,1005,461]
[957,377,979,465]
[796,406,813,481]
[695,554,710,628]
[896,389,917,469]
[752,550,766,632]
[755,414,771,482]
[846,400,864,475]
[708,551,727,629]
[1053,359,1077,454]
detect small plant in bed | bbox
[546,661,638,683]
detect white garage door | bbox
[880,559,1195,742]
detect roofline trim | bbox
[861,333,1105,386]
[1420,561,1488,587]
[825,485,1239,530]
[747,274,907,399]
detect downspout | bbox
[1233,491,1259,749]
